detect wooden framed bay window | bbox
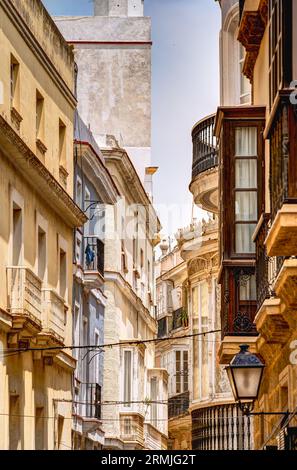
[215,106,265,337]
[234,126,258,255]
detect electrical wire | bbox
[0,329,221,356]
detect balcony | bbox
[172,308,188,331]
[120,413,145,448]
[192,403,252,450]
[189,114,219,213]
[6,267,42,332]
[79,382,102,421]
[265,95,297,257]
[41,289,66,344]
[157,317,167,338]
[168,391,189,419]
[219,266,258,364]
[83,236,105,288]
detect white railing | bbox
[6,267,42,324]
[41,289,66,342]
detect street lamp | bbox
[225,344,265,415]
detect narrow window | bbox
[59,248,66,299]
[9,395,21,450]
[124,350,132,406]
[35,407,45,450]
[37,227,46,281]
[175,351,181,394]
[183,351,189,392]
[57,416,64,450]
[10,55,20,109]
[36,90,44,141]
[12,203,22,266]
[151,377,158,424]
[59,119,66,167]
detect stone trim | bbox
[0,0,77,109]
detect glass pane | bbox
[235,192,257,221]
[235,160,257,188]
[239,274,257,301]
[235,127,257,156]
[235,224,256,253]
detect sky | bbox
[43,0,221,236]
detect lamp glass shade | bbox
[231,367,263,400]
[226,344,265,402]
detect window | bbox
[121,241,128,274]
[239,44,251,104]
[59,248,67,299]
[35,407,45,450]
[140,249,144,274]
[75,232,82,266]
[57,416,64,450]
[175,350,189,394]
[73,304,80,360]
[151,377,158,424]
[10,55,20,109]
[234,127,258,254]
[76,178,82,208]
[59,119,66,167]
[123,418,132,435]
[12,203,22,266]
[36,90,44,141]
[37,227,46,281]
[84,189,91,235]
[123,350,132,406]
[269,0,283,107]
[9,395,21,450]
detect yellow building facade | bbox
[0,0,85,449]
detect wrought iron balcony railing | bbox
[192,114,218,180]
[79,382,102,420]
[157,317,167,338]
[255,214,286,310]
[168,391,189,419]
[270,95,297,223]
[221,267,257,338]
[84,236,104,277]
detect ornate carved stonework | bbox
[36,138,47,155]
[10,107,23,131]
[238,0,268,82]
[188,257,207,276]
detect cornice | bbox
[0,114,87,228]
[75,141,119,204]
[0,0,77,109]
[103,147,161,238]
[104,270,157,333]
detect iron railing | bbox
[192,114,218,180]
[270,96,297,223]
[192,403,252,450]
[157,317,167,338]
[255,214,287,310]
[168,391,190,419]
[221,267,257,338]
[172,308,186,330]
[79,382,101,420]
[84,237,104,277]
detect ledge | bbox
[265,205,297,257]
[218,335,258,365]
[254,297,290,344]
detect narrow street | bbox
[0,0,296,457]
